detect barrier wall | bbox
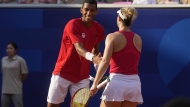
[0,4,190,107]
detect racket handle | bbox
[97,78,110,90]
[89,75,95,81]
[94,64,99,70]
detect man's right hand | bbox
[92,53,102,65]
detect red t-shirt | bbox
[53,18,104,83]
[110,31,140,75]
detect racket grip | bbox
[89,75,95,81]
[94,64,99,71]
[97,78,110,90]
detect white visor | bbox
[117,9,125,20]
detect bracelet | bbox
[85,52,94,61]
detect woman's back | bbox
[109,30,142,75]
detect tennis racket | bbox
[70,76,110,107]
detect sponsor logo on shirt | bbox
[82,33,85,38]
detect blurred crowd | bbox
[0,0,189,5]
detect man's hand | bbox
[92,53,102,65]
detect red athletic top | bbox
[110,31,140,75]
[53,18,104,83]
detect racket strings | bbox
[72,88,89,107]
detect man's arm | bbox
[91,43,102,65]
[74,42,101,64]
[74,42,87,58]
[91,42,100,56]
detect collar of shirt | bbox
[5,55,18,60]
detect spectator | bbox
[182,0,190,4]
[17,0,33,3]
[1,42,29,107]
[57,0,73,4]
[0,0,33,4]
[0,0,11,3]
[38,0,57,4]
[132,0,157,4]
[37,0,58,4]
[158,0,179,4]
[58,0,83,4]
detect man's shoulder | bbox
[93,20,104,29]
[68,18,81,24]
[65,18,81,29]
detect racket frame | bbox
[70,76,110,107]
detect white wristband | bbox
[85,52,94,61]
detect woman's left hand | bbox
[90,84,98,97]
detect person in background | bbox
[0,0,11,3]
[38,0,57,4]
[90,6,143,107]
[132,0,157,4]
[158,0,179,4]
[46,0,104,107]
[182,0,190,4]
[1,42,29,107]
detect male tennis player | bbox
[47,0,104,107]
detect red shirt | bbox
[53,18,104,83]
[110,31,140,75]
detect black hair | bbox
[7,42,18,54]
[82,0,97,10]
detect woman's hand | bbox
[90,84,98,97]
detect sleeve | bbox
[66,20,82,44]
[98,24,105,42]
[20,58,28,74]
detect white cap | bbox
[117,9,125,20]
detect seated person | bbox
[182,0,190,4]
[132,0,157,4]
[0,0,11,3]
[159,0,179,4]
[0,0,33,4]
[38,0,57,4]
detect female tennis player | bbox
[90,7,143,107]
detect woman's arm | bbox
[90,33,115,96]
